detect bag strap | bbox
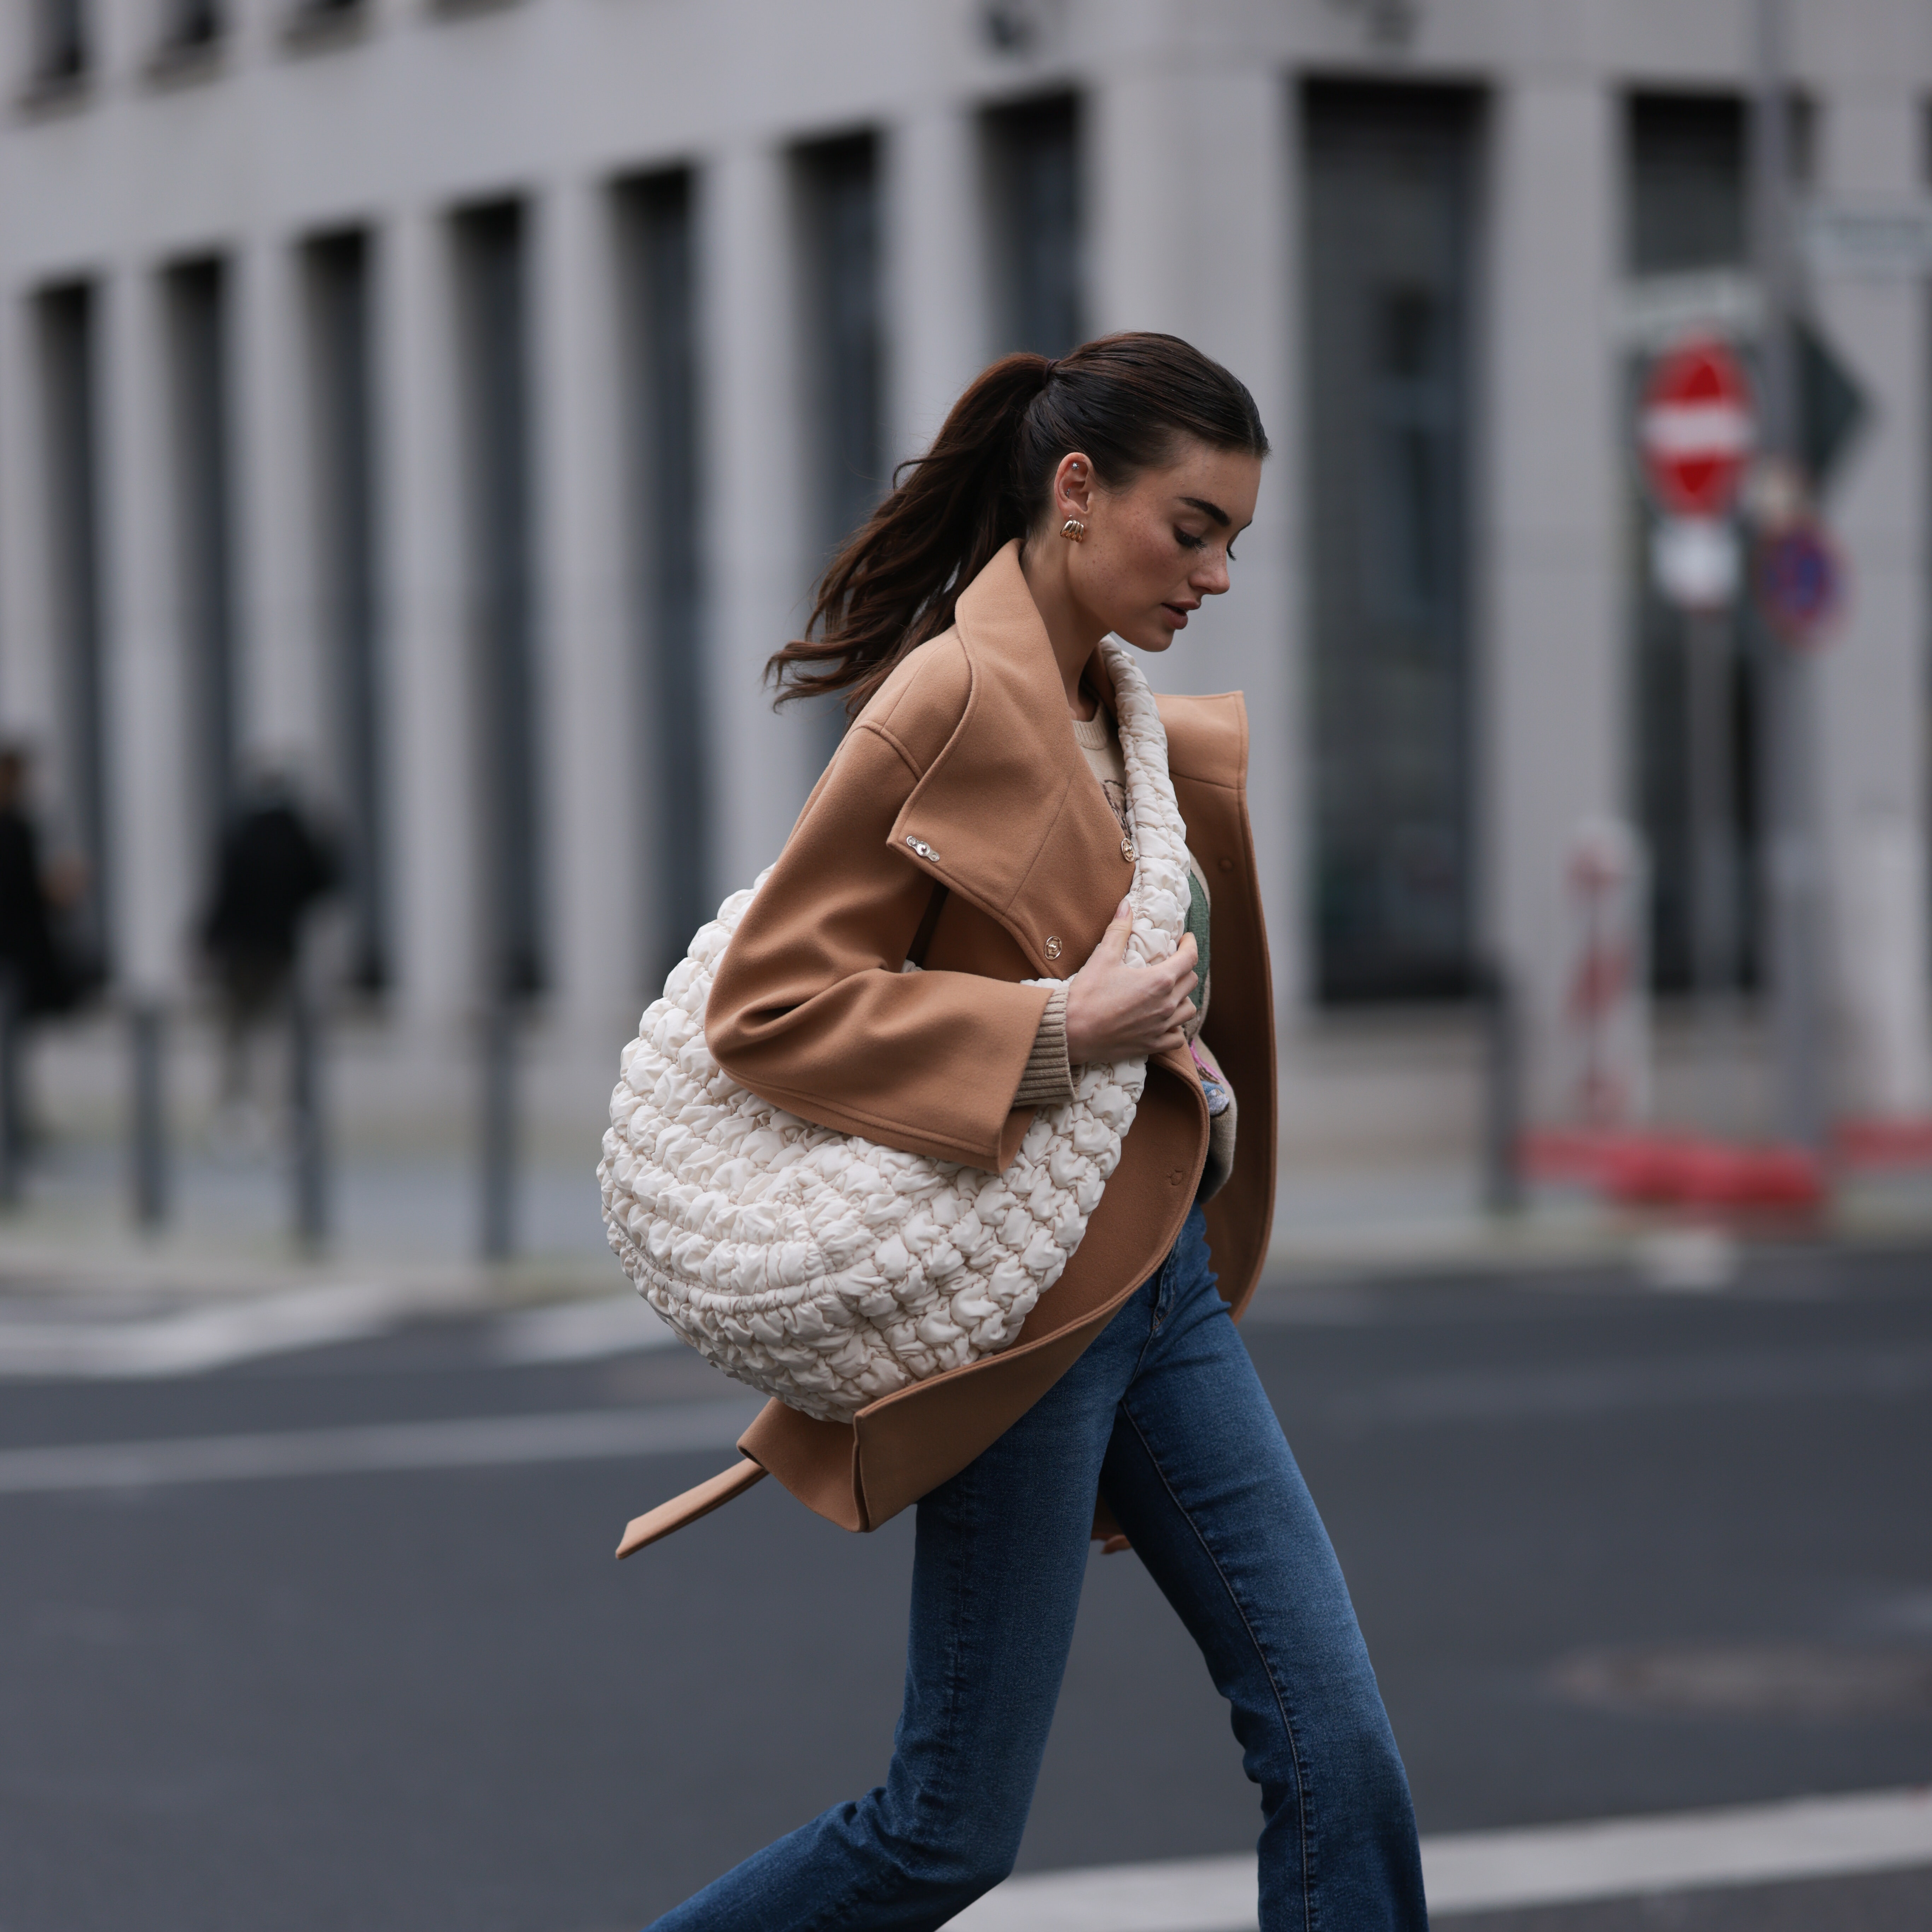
[906,882,950,970]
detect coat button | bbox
[1121,836,1136,863]
[1044,936,1063,961]
[1217,856,1234,872]
[906,834,940,861]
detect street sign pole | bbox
[1687,603,1738,1009]
[1638,339,1753,1117]
[1754,0,1828,1156]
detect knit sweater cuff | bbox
[1013,984,1075,1108]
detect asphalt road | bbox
[2,1241,1929,1930]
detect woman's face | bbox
[1052,437,1263,653]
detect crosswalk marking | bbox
[0,1285,680,1380]
[0,1397,761,1496]
[952,1785,1932,1928]
[0,1280,422,1378]
[491,1294,681,1364]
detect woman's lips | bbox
[1162,603,1192,629]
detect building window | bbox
[34,283,111,975]
[1628,93,1748,275]
[1626,93,1761,996]
[31,1,89,85]
[1303,84,1481,1005]
[304,231,388,993]
[163,257,241,868]
[984,94,1084,357]
[616,171,710,989]
[453,202,545,1000]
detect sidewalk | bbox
[4,1003,1932,1347]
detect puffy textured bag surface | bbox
[597,639,1189,1423]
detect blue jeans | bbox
[650,1209,1428,1930]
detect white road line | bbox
[1322,1344,1932,1428]
[0,1281,421,1379]
[950,1785,1932,1930]
[491,1295,683,1364]
[0,1398,761,1496]
[1421,1786,1932,1913]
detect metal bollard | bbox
[479,997,516,1262]
[288,968,328,1252]
[130,1001,168,1228]
[0,969,20,1208]
[1480,960,1524,1217]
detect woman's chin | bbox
[1113,618,1176,654]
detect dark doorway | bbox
[35,281,110,974]
[795,133,885,753]
[453,203,545,1001]
[616,171,710,988]
[164,257,240,871]
[305,231,388,993]
[1304,84,1481,1004]
[33,0,88,83]
[984,93,1084,358]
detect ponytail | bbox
[767,332,1268,717]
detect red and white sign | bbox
[1639,336,1756,518]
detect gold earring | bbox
[1060,518,1086,543]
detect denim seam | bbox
[1134,1249,1181,1373]
[1120,1399,1320,1932]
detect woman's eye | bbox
[1175,528,1206,551]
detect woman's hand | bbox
[1064,899,1198,1065]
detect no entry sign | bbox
[1640,336,1755,517]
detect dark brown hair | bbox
[767,331,1268,716]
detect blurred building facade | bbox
[0,0,1928,1151]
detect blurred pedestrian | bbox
[0,744,86,1023]
[0,744,91,1160]
[639,338,1427,1929]
[199,768,337,1147]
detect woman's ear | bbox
[1053,451,1097,525]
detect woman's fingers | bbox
[1064,921,1207,1063]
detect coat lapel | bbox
[890,540,1134,976]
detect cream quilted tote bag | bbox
[598,638,1189,1423]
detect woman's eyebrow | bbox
[1179,495,1232,526]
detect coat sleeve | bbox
[704,721,1053,1172]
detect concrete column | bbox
[376,210,474,1024]
[1083,59,1303,1018]
[1084,52,1189,341]
[531,178,638,1032]
[233,233,321,775]
[1483,77,1622,1118]
[1810,90,1931,1119]
[696,142,814,900]
[101,263,193,995]
[885,104,985,466]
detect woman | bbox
[644,334,1427,1930]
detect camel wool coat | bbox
[616,540,1276,1556]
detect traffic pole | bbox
[129,1001,168,1228]
[1752,0,1828,1156]
[288,941,328,1253]
[479,992,516,1263]
[1687,601,1738,1038]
